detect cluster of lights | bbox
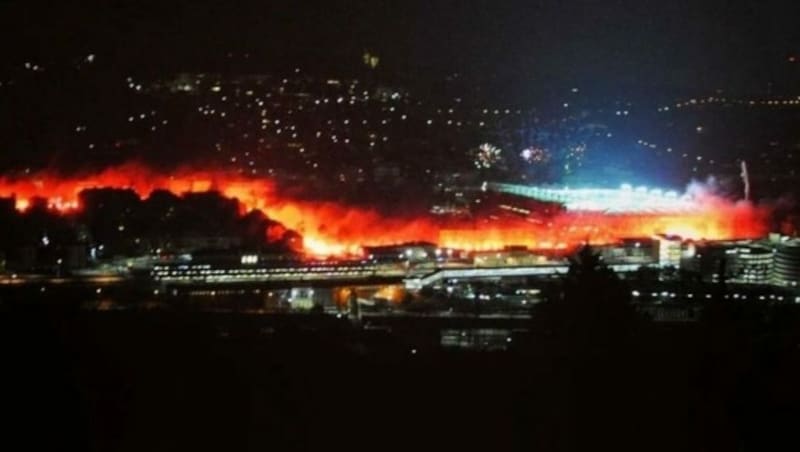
[519,147,549,164]
[473,143,502,169]
[152,262,380,283]
[151,72,533,178]
[240,254,259,265]
[490,182,696,214]
[664,96,800,111]
[36,68,556,190]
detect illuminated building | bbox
[729,246,772,284]
[687,242,773,284]
[472,248,555,267]
[363,243,438,263]
[596,238,659,265]
[488,182,696,213]
[658,236,683,268]
[150,253,403,286]
[772,239,800,287]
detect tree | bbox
[532,245,639,352]
[524,246,647,451]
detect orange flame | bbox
[0,163,769,256]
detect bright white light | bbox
[241,255,258,265]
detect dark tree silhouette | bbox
[73,188,303,255]
[533,245,639,353]
[524,246,648,451]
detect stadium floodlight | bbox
[487,182,700,214]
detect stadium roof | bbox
[487,182,699,214]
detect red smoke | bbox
[0,163,769,256]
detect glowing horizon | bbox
[0,163,770,256]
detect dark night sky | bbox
[1,0,798,97]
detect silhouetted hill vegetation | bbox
[2,250,800,451]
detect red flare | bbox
[0,163,769,256]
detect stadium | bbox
[486,182,698,214]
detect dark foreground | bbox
[2,303,800,452]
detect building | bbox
[363,242,438,263]
[729,245,773,284]
[488,183,697,214]
[658,235,683,268]
[686,241,773,284]
[597,238,659,266]
[152,256,383,285]
[472,247,554,267]
[772,239,800,287]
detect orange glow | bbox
[439,208,767,251]
[332,285,406,307]
[372,285,407,304]
[15,198,30,211]
[0,163,769,256]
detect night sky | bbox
[1,0,798,97]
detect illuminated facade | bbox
[488,182,697,213]
[730,246,773,285]
[151,255,398,285]
[687,242,773,285]
[597,238,659,265]
[772,240,800,287]
[658,236,683,268]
